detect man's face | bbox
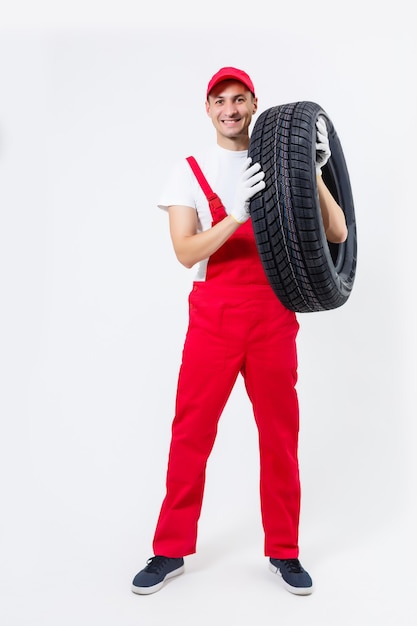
[205,80,257,146]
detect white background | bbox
[1,1,416,624]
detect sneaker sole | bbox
[269,562,314,596]
[131,565,185,595]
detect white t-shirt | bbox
[157,144,248,281]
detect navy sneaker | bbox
[131,556,185,595]
[269,558,313,595]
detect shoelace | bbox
[144,556,172,573]
[281,559,303,573]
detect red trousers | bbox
[153,194,301,559]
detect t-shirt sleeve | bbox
[157,158,196,212]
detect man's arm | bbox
[317,175,348,243]
[168,157,265,268]
[315,117,348,244]
[168,205,240,268]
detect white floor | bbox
[2,512,415,625]
[2,432,416,626]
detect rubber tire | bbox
[248,101,357,313]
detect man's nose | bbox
[224,102,238,115]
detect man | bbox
[131,67,347,596]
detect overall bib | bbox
[153,163,301,560]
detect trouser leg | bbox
[242,293,301,559]
[152,288,243,557]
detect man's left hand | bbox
[316,116,331,176]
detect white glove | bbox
[230,157,266,224]
[315,116,331,175]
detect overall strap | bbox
[186,156,226,224]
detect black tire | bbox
[248,101,357,313]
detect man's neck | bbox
[216,136,249,151]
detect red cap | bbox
[206,67,255,99]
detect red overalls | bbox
[153,164,301,560]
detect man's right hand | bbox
[230,157,266,224]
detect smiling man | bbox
[131,67,347,597]
[205,67,258,147]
